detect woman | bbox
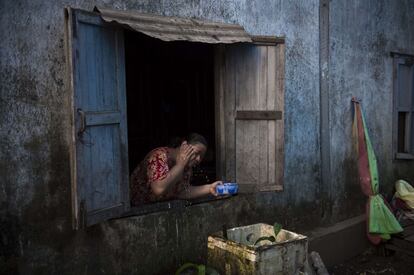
[130,133,222,206]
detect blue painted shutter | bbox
[66,9,129,228]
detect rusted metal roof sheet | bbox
[94,7,252,44]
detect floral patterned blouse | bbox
[130,147,192,206]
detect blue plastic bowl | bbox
[216,182,239,195]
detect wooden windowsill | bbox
[395,153,414,160]
[118,195,236,218]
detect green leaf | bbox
[273,222,282,239]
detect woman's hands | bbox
[151,143,194,196]
[178,180,223,199]
[176,142,196,168]
[209,181,223,196]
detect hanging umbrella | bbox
[352,97,402,244]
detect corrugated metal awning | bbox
[94,7,252,44]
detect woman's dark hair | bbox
[169,133,208,148]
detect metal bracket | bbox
[77,108,86,137]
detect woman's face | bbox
[189,143,207,167]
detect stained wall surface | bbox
[0,0,413,274]
[329,0,414,220]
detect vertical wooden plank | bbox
[393,56,399,157]
[64,7,79,228]
[411,65,414,153]
[88,23,98,111]
[236,120,262,184]
[78,22,97,212]
[412,64,414,112]
[224,45,236,181]
[259,46,269,186]
[116,29,130,211]
[261,46,270,186]
[406,64,413,154]
[89,126,102,209]
[214,45,226,179]
[398,62,412,111]
[74,17,90,226]
[404,112,411,153]
[320,0,331,200]
[411,111,414,153]
[267,45,277,185]
[78,22,119,112]
[103,28,118,110]
[236,120,268,185]
[275,43,285,188]
[234,45,258,185]
[78,22,88,111]
[257,47,269,186]
[234,45,255,185]
[236,46,268,111]
[94,24,102,110]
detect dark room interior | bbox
[125,30,216,186]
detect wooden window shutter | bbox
[394,55,414,159]
[65,8,130,228]
[215,41,285,192]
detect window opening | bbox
[394,54,414,159]
[66,7,285,226]
[124,30,217,203]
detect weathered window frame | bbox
[65,7,286,228]
[392,53,414,160]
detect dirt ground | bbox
[329,246,414,275]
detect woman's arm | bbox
[150,164,185,196]
[150,144,195,196]
[177,181,222,199]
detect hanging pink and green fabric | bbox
[352,98,402,244]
